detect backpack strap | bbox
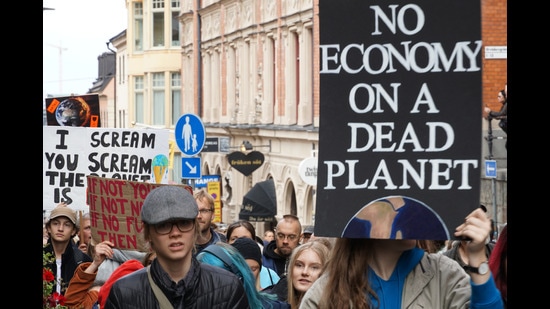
[147,266,174,309]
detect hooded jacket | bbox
[103,258,249,309]
[262,240,288,277]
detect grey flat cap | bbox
[303,225,314,234]
[141,186,198,224]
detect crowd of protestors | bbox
[44,185,507,308]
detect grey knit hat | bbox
[140,186,198,224]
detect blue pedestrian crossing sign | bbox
[175,113,206,157]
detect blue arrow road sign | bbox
[175,113,206,157]
[181,157,202,179]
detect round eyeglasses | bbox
[276,233,298,241]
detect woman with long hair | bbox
[300,208,504,309]
[287,240,331,309]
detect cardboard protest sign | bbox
[315,0,482,239]
[43,126,170,213]
[87,175,193,251]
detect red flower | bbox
[47,292,66,307]
[43,268,55,282]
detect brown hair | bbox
[226,220,257,242]
[142,251,156,267]
[318,238,377,309]
[194,189,214,210]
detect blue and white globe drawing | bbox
[55,98,91,126]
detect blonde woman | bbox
[287,240,331,308]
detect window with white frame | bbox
[171,0,180,47]
[134,2,143,51]
[152,72,165,125]
[152,0,165,47]
[171,72,181,125]
[134,76,144,123]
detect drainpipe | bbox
[196,0,202,116]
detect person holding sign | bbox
[103,185,249,308]
[300,208,504,309]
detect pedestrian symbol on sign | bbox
[175,113,205,157]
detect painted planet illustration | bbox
[55,97,91,126]
[342,196,449,240]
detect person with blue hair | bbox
[197,242,290,309]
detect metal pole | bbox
[485,118,498,235]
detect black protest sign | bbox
[315,0,482,239]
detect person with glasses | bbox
[262,215,303,278]
[194,189,227,255]
[103,185,249,309]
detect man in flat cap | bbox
[43,203,93,295]
[301,225,315,244]
[104,185,249,308]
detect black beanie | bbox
[231,237,262,268]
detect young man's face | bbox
[47,217,76,243]
[149,219,196,262]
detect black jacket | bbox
[262,240,288,277]
[262,274,288,302]
[43,239,92,295]
[104,258,249,309]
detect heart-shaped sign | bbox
[227,151,265,176]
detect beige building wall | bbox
[111,31,129,128]
[178,0,318,228]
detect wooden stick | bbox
[79,210,84,245]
